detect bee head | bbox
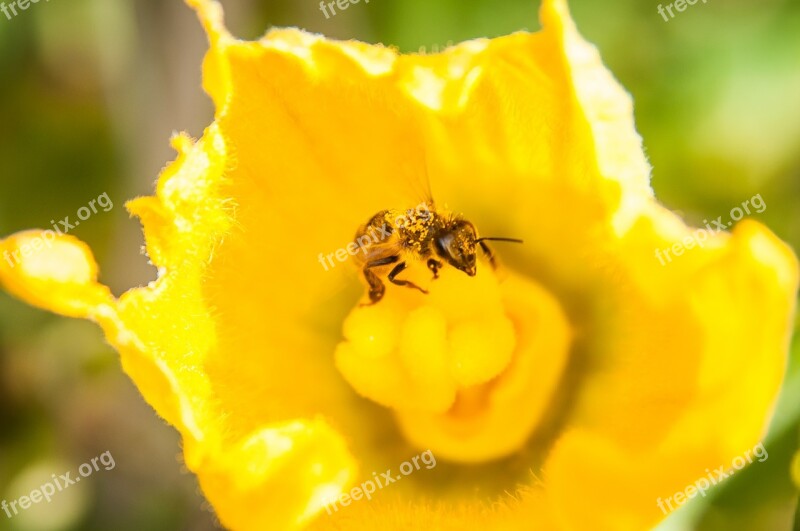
[435,220,478,276]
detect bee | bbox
[353,202,522,305]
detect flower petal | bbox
[0,231,113,318]
[1,0,796,529]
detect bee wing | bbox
[394,151,436,209]
[352,232,405,266]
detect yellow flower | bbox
[1,0,797,529]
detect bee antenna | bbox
[475,237,524,244]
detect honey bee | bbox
[353,202,522,305]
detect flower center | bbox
[335,259,572,463]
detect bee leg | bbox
[478,241,497,269]
[388,262,428,295]
[360,255,400,305]
[427,258,443,280]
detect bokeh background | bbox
[1,0,798,530]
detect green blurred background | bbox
[0,0,798,530]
